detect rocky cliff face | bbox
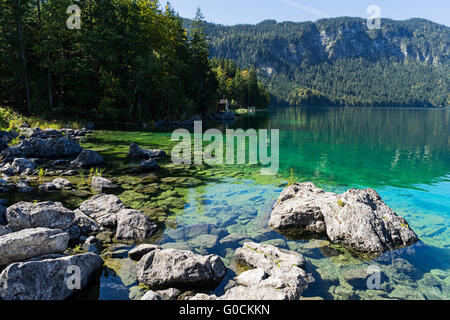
[195,17,449,107]
[205,17,449,69]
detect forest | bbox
[0,0,269,124]
[211,58,270,109]
[194,17,450,107]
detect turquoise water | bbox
[89,107,449,300]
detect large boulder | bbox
[115,209,157,240]
[72,209,100,236]
[192,242,311,301]
[11,158,38,175]
[268,183,329,234]
[236,241,306,270]
[91,176,116,193]
[220,266,308,300]
[0,253,103,300]
[269,183,419,255]
[139,159,158,172]
[0,228,69,266]
[128,143,165,160]
[70,150,104,168]
[136,248,226,289]
[1,138,82,159]
[77,194,125,228]
[6,201,75,232]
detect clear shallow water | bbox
[83,107,450,300]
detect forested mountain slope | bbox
[186,17,450,107]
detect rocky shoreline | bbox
[0,126,424,300]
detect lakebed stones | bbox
[136,248,227,290]
[0,228,69,266]
[6,201,75,232]
[129,143,166,160]
[115,209,157,240]
[166,223,227,241]
[0,252,103,300]
[139,159,158,172]
[91,176,116,193]
[269,182,419,255]
[78,194,125,228]
[70,149,104,168]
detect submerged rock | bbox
[139,159,158,172]
[6,201,75,232]
[129,143,166,160]
[0,228,69,266]
[166,223,227,241]
[78,194,125,228]
[70,149,104,168]
[91,176,116,193]
[0,253,103,300]
[115,209,157,240]
[136,248,226,290]
[269,182,419,255]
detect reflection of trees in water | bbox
[234,107,450,188]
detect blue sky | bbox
[164,0,450,26]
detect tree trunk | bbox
[36,0,41,22]
[48,67,53,109]
[17,23,31,114]
[129,84,138,119]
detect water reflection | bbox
[234,107,450,188]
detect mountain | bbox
[186,17,450,107]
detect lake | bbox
[61,106,449,300]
